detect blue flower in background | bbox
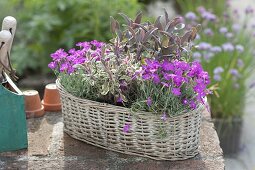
[219,27,228,34]
[210,46,222,53]
[225,32,233,39]
[214,67,224,74]
[230,69,240,77]
[236,45,244,53]
[237,59,244,68]
[193,52,202,61]
[204,28,214,36]
[222,42,234,52]
[203,52,214,61]
[232,24,241,32]
[213,74,222,81]
[185,12,197,21]
[198,42,212,50]
[213,67,224,82]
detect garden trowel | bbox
[0,16,18,83]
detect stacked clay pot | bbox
[23,90,44,118]
[41,83,61,112]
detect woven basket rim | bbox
[56,78,204,119]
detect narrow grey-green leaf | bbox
[133,23,148,32]
[128,26,136,39]
[164,8,169,24]
[115,20,120,30]
[134,11,142,24]
[119,13,131,26]
[117,30,123,42]
[110,16,116,33]
[140,29,145,42]
[154,16,163,30]
[181,30,192,44]
[143,28,158,42]
[168,17,183,33]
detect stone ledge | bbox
[0,111,224,170]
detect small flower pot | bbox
[213,117,243,156]
[23,90,44,118]
[41,83,61,112]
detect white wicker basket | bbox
[56,79,203,160]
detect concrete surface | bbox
[0,111,224,170]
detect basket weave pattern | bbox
[56,79,203,160]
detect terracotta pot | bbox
[23,90,44,118]
[41,83,61,112]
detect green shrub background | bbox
[0,0,145,75]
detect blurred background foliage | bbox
[175,0,226,14]
[176,0,255,118]
[0,0,227,76]
[0,0,146,75]
[176,0,252,120]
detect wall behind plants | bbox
[1,0,145,75]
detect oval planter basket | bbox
[56,79,203,160]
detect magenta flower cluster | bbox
[48,40,105,74]
[141,59,210,109]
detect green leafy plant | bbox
[3,0,145,75]
[110,11,200,61]
[49,10,211,124]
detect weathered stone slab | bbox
[0,111,224,170]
